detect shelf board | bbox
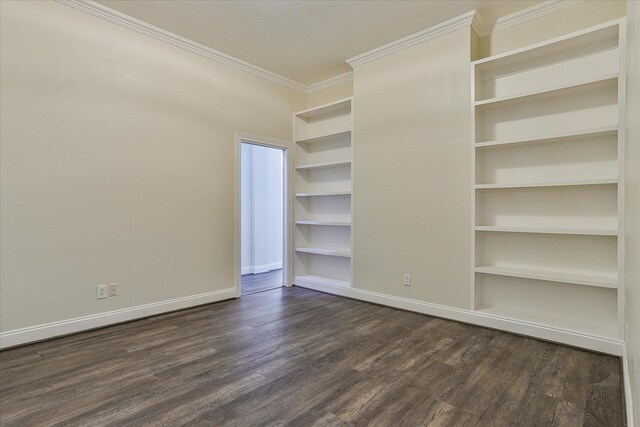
[295,98,352,121]
[295,130,351,144]
[295,275,351,288]
[475,178,617,189]
[472,21,619,68]
[475,125,618,149]
[296,160,351,171]
[476,304,617,339]
[295,220,351,226]
[295,191,351,197]
[295,247,351,258]
[475,265,617,289]
[475,226,618,236]
[474,73,617,107]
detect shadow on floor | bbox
[241,269,282,295]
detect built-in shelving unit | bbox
[293,98,353,288]
[471,19,625,340]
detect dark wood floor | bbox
[0,287,625,426]
[241,269,282,295]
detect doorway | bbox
[235,133,290,296]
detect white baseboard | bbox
[294,277,624,356]
[623,343,636,427]
[0,287,237,349]
[241,262,282,275]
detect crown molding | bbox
[475,0,585,37]
[346,10,478,68]
[306,72,353,94]
[56,0,309,93]
[57,0,587,92]
[471,9,487,36]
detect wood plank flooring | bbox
[0,287,625,426]
[241,269,282,295]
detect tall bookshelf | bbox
[471,19,626,340]
[293,98,353,288]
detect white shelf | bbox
[295,220,351,226]
[472,21,619,68]
[475,265,617,289]
[475,178,617,189]
[295,130,351,144]
[295,247,351,258]
[475,125,618,149]
[295,275,351,288]
[476,304,617,339]
[472,19,624,349]
[296,160,351,170]
[475,73,617,107]
[295,99,352,121]
[294,97,352,289]
[295,191,351,197]
[475,226,618,236]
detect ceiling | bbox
[96,0,542,85]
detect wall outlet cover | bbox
[108,283,118,297]
[96,284,108,300]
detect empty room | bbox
[0,0,638,425]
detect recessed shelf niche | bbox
[293,98,353,288]
[471,19,625,341]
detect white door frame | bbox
[234,132,293,298]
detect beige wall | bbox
[352,28,473,309]
[306,81,353,108]
[0,0,305,332]
[478,0,627,58]
[625,1,640,424]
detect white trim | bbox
[0,288,236,349]
[471,9,486,36]
[55,0,308,93]
[241,262,283,276]
[306,72,353,93]
[294,278,624,356]
[56,0,587,92]
[623,343,636,427]
[476,0,585,37]
[235,132,293,299]
[346,10,478,68]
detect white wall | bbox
[307,81,353,108]
[625,1,640,424]
[241,144,254,273]
[266,148,284,268]
[0,0,304,335]
[352,27,473,309]
[241,144,283,274]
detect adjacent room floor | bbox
[241,269,282,295]
[0,287,625,426]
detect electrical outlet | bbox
[403,274,411,286]
[108,283,118,297]
[96,284,108,300]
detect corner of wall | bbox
[625,1,640,424]
[306,80,353,109]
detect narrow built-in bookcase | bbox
[471,19,626,340]
[293,98,353,288]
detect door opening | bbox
[237,136,288,296]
